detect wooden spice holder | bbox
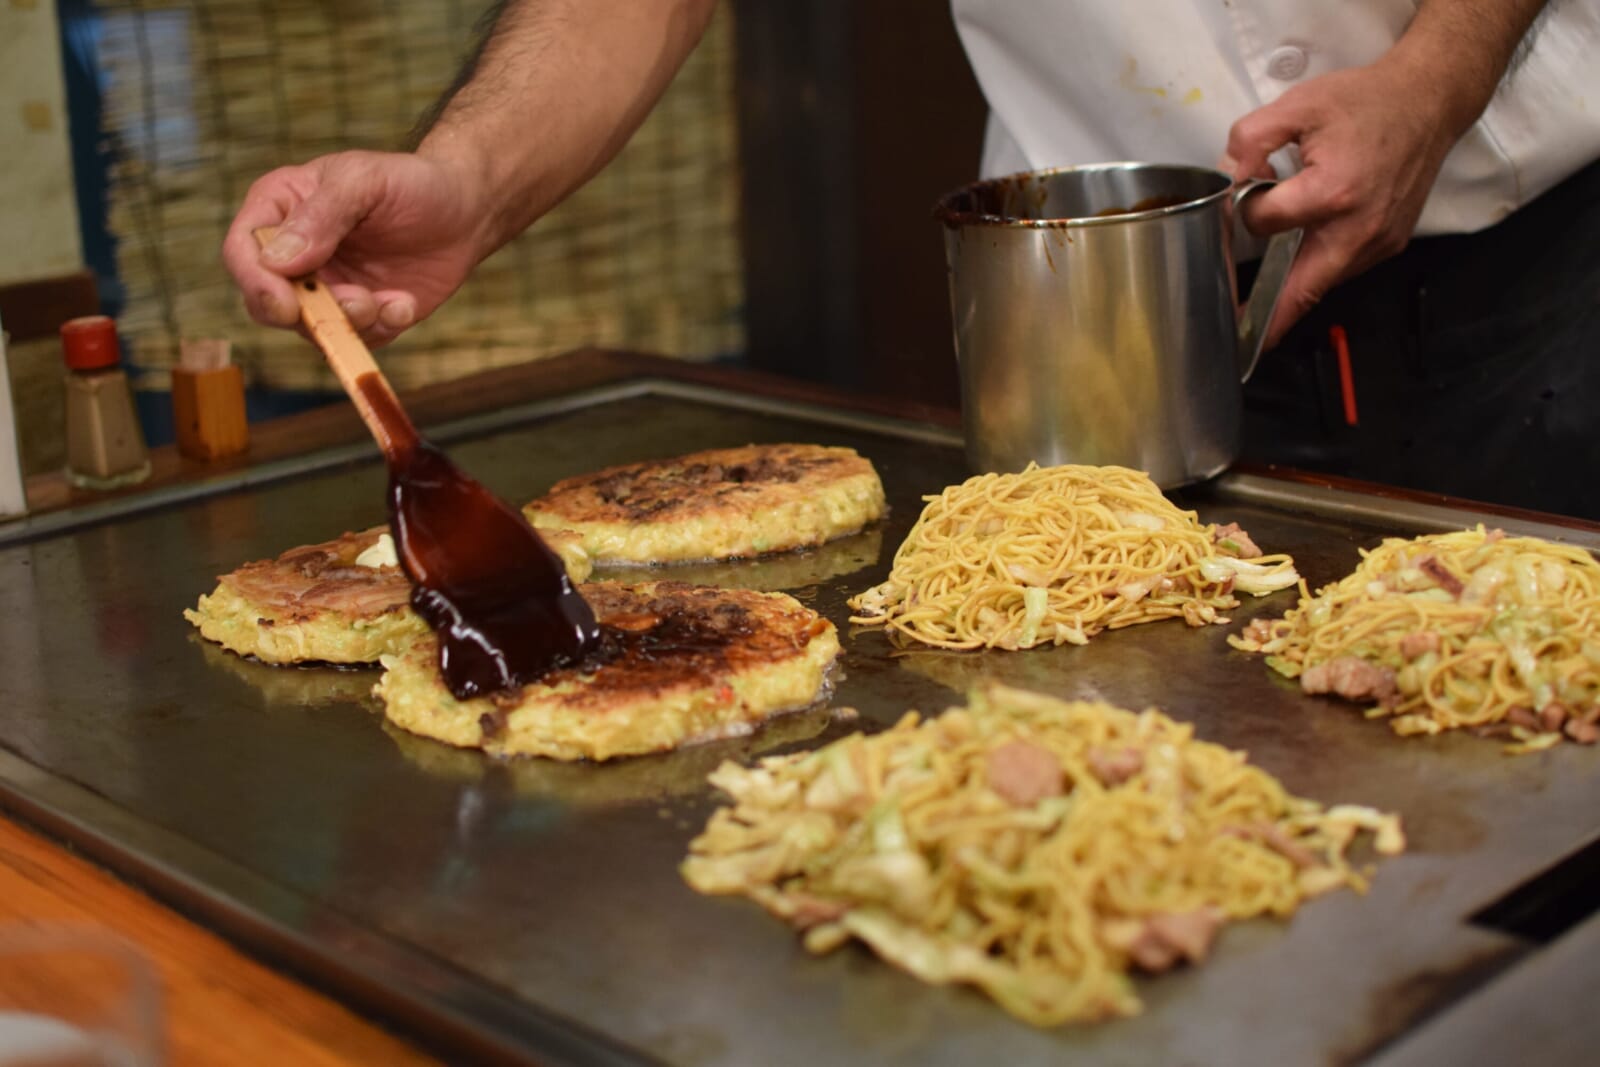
[172,339,249,460]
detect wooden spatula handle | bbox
[252,226,416,456]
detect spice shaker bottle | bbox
[61,316,151,490]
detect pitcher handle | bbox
[1234,179,1304,383]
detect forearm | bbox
[415,0,718,259]
[1386,0,1549,134]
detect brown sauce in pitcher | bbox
[1091,196,1188,218]
[356,373,600,699]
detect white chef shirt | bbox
[951,0,1600,235]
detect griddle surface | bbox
[1,385,1596,1066]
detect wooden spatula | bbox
[253,228,599,698]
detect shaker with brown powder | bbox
[61,316,151,490]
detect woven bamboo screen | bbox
[95,0,745,392]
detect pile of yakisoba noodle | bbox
[682,684,1402,1026]
[849,463,1299,649]
[1231,526,1600,753]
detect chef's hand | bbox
[1225,59,1459,348]
[1225,0,1546,348]
[223,149,491,346]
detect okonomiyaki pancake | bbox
[522,443,887,565]
[376,580,841,761]
[185,525,592,666]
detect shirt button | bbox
[1266,45,1309,81]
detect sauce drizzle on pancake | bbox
[376,581,841,762]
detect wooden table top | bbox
[0,817,437,1066]
[6,347,1596,1065]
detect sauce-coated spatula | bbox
[253,228,599,698]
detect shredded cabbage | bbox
[1019,587,1050,648]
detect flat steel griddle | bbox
[2,377,1598,1066]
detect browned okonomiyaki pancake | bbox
[521,443,887,565]
[376,581,841,761]
[185,525,592,665]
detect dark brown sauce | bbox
[357,373,599,699]
[1091,195,1187,218]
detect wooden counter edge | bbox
[0,816,437,1066]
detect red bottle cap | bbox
[61,316,121,371]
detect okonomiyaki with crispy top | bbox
[185,525,592,665]
[522,443,887,565]
[376,581,841,761]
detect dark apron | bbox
[1240,155,1600,520]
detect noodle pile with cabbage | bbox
[848,464,1298,650]
[681,684,1402,1025]
[1230,526,1600,753]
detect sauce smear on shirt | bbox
[356,372,599,699]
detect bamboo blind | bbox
[94,0,745,392]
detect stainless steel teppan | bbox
[936,162,1301,487]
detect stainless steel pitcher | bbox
[935,162,1302,487]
